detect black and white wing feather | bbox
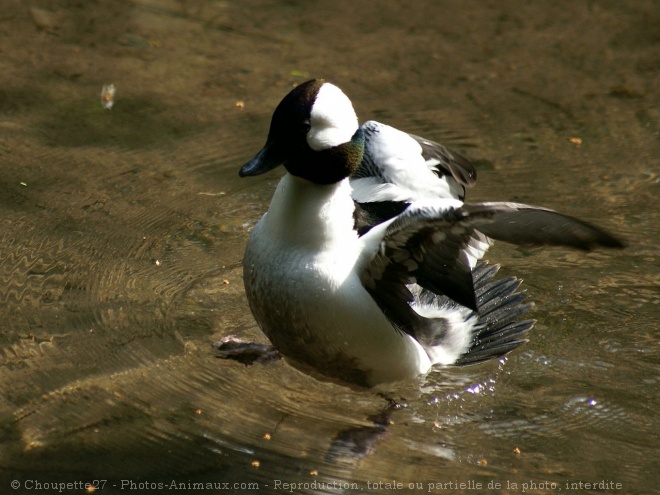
[360,200,624,342]
[408,132,477,189]
[351,121,476,233]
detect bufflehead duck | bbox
[232,79,623,387]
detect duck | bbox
[227,79,623,388]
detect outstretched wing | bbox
[360,200,624,337]
[460,202,625,250]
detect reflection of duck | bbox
[228,79,623,388]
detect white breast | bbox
[242,174,431,385]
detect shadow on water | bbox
[0,0,658,493]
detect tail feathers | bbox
[455,261,535,366]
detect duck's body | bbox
[244,174,432,385]
[235,79,623,387]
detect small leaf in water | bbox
[101,84,116,110]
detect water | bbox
[1,1,658,494]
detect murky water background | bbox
[1,1,658,494]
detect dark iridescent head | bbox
[239,79,364,185]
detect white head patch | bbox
[307,83,359,151]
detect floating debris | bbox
[198,191,226,196]
[101,84,116,110]
[30,7,58,31]
[250,460,260,469]
[568,136,582,147]
[235,100,245,109]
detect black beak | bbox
[239,141,285,177]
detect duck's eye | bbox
[301,120,311,134]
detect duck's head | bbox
[239,79,365,185]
